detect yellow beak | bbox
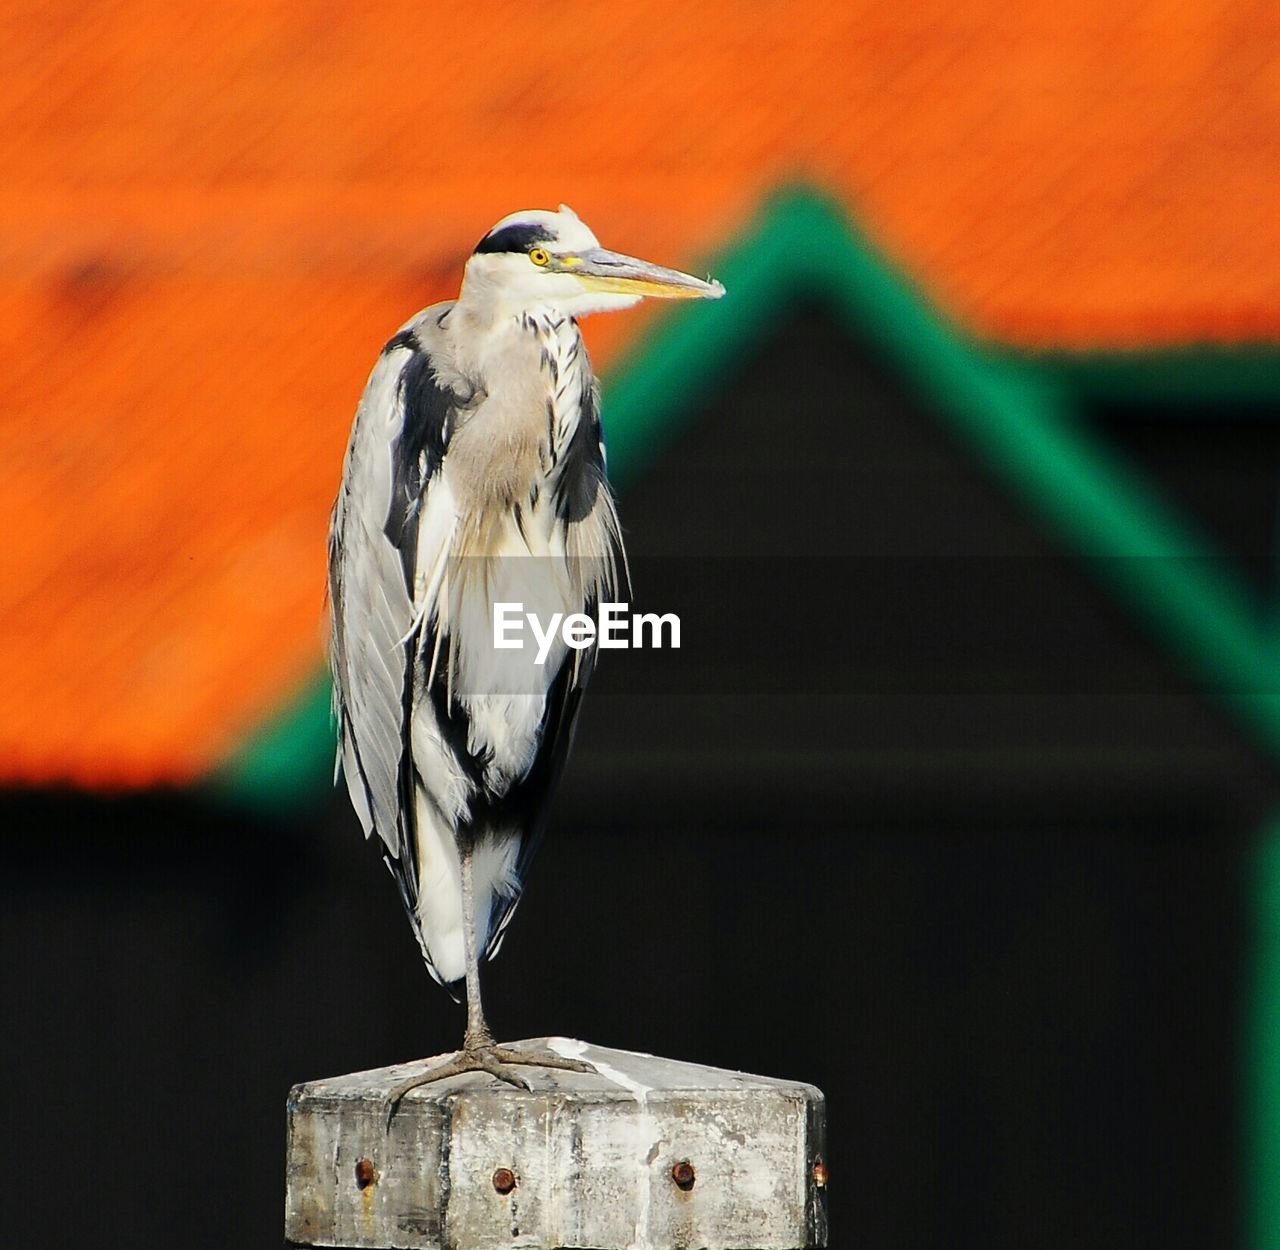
[564,248,725,300]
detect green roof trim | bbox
[214,678,334,814]
[1011,347,1280,406]
[1249,818,1280,1250]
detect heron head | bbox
[463,205,725,317]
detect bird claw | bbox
[491,1044,596,1076]
[384,1045,596,1126]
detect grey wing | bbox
[328,321,459,917]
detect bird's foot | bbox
[385,1041,596,1125]
[489,1041,597,1077]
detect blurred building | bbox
[2,4,1279,1249]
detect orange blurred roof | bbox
[2,0,1279,788]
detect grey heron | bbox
[328,205,723,1098]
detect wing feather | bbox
[329,320,460,922]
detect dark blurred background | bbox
[3,4,1280,1249]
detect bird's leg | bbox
[384,843,593,1125]
[454,843,596,1079]
[460,840,494,1052]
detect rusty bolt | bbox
[671,1159,696,1191]
[812,1159,828,1189]
[492,1167,517,1195]
[355,1158,377,1190]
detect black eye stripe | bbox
[473,224,556,255]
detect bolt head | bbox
[812,1159,828,1189]
[492,1167,517,1195]
[671,1159,696,1191]
[355,1158,377,1190]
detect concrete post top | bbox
[286,1039,828,1250]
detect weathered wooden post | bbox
[286,1037,827,1250]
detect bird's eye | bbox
[529,248,550,267]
